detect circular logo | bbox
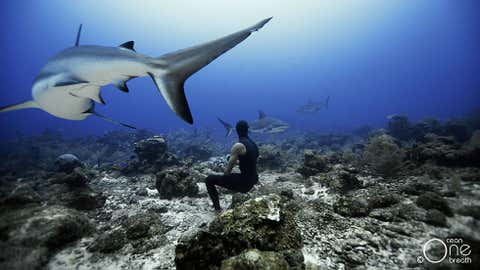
[423,238,448,264]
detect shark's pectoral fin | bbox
[70,85,105,104]
[148,72,192,124]
[0,100,40,113]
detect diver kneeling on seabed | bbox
[205,120,259,211]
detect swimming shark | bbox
[0,18,273,128]
[218,111,289,136]
[296,96,329,114]
[250,111,289,134]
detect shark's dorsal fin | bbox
[75,24,83,47]
[119,41,135,51]
[70,86,105,104]
[258,110,266,119]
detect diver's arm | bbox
[224,143,247,174]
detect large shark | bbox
[218,111,289,136]
[296,96,329,114]
[0,18,272,128]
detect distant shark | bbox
[0,18,273,128]
[296,96,329,114]
[217,117,233,137]
[218,111,289,136]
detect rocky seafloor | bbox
[0,115,479,269]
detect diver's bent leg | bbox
[205,175,222,210]
[218,173,255,193]
[205,174,255,211]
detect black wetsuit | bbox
[205,136,259,210]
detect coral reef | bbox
[0,205,93,269]
[129,136,179,173]
[54,153,84,173]
[257,144,288,172]
[220,249,294,270]
[297,150,329,177]
[407,132,480,167]
[362,134,405,176]
[175,194,303,269]
[387,114,411,140]
[155,166,199,199]
[0,115,479,269]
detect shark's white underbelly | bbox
[31,58,150,120]
[33,86,93,120]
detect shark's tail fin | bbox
[325,96,330,109]
[148,17,272,124]
[0,100,40,113]
[217,117,233,137]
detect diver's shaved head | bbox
[236,120,249,137]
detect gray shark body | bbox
[1,18,272,127]
[249,111,289,134]
[218,111,289,136]
[296,96,329,114]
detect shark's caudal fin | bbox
[217,117,233,137]
[325,96,330,109]
[0,100,40,113]
[149,17,272,124]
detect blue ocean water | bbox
[0,0,479,140]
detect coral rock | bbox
[416,192,453,217]
[220,249,289,270]
[175,194,304,269]
[334,196,370,217]
[155,167,199,199]
[87,229,126,253]
[54,153,83,173]
[297,150,328,177]
[0,205,92,269]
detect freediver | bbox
[205,120,259,211]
